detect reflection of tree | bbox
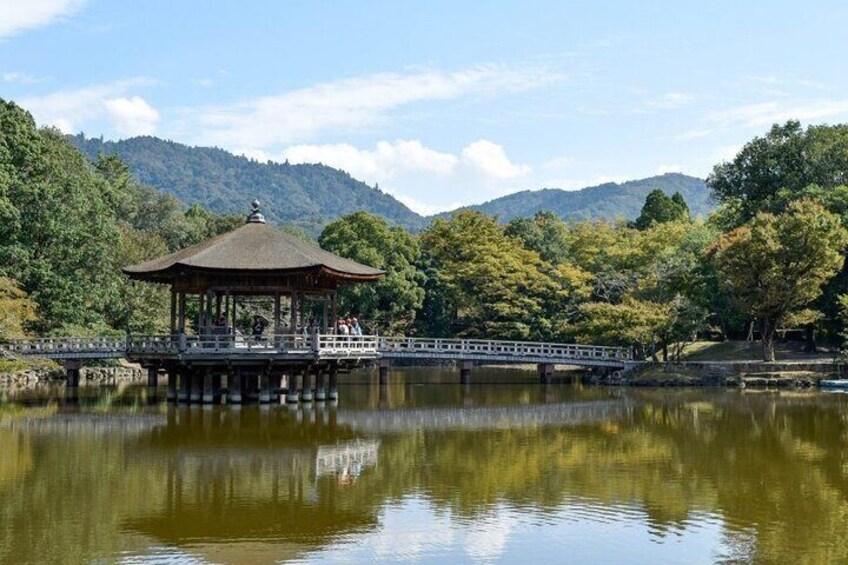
[3,391,848,563]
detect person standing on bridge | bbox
[351,318,362,336]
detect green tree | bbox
[634,189,690,230]
[419,211,559,340]
[708,120,848,223]
[0,100,122,333]
[319,212,425,335]
[711,200,848,361]
[0,277,37,339]
[504,211,570,265]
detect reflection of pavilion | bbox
[119,406,382,561]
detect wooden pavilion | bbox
[122,201,384,404]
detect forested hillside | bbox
[451,173,712,222]
[68,134,427,233]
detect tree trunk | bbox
[761,318,776,362]
[804,325,817,353]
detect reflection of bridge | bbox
[0,334,636,403]
[336,400,625,433]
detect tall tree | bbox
[319,212,425,335]
[710,200,848,361]
[634,189,690,230]
[419,211,559,340]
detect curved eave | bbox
[122,263,385,284]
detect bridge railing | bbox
[0,336,126,357]
[378,336,632,361]
[124,333,380,355]
[317,334,379,355]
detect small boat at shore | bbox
[820,380,848,388]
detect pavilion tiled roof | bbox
[123,221,384,282]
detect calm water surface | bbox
[2,367,848,564]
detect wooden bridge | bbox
[0,334,633,368]
[0,334,636,403]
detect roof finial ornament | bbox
[247,199,266,224]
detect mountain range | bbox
[68,134,713,231]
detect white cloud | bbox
[281,140,458,181]
[461,139,530,179]
[183,64,561,148]
[646,91,695,110]
[3,71,48,84]
[0,0,86,39]
[103,96,159,136]
[20,77,155,134]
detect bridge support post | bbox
[229,368,243,404]
[538,363,555,385]
[246,374,259,403]
[166,366,177,402]
[286,372,300,404]
[147,366,159,388]
[178,368,189,403]
[328,364,339,401]
[379,358,391,385]
[460,361,473,385]
[190,369,203,404]
[301,369,314,403]
[64,361,81,398]
[315,369,326,402]
[202,370,216,404]
[259,372,272,404]
[271,373,282,403]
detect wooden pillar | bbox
[301,367,314,402]
[331,292,338,332]
[202,370,216,404]
[290,293,298,332]
[460,361,473,385]
[271,373,282,403]
[178,368,190,403]
[286,371,300,404]
[299,296,306,331]
[246,374,259,403]
[315,369,326,401]
[169,287,177,334]
[259,372,272,404]
[379,358,391,385]
[198,293,205,333]
[190,369,203,404]
[538,363,555,385]
[215,293,222,319]
[322,297,329,333]
[274,292,281,337]
[328,364,339,401]
[229,367,243,404]
[231,294,238,334]
[178,292,186,332]
[167,367,177,402]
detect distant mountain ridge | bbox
[443,173,712,222]
[68,134,427,233]
[68,134,712,230]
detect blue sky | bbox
[3,1,848,214]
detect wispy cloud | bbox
[645,91,695,110]
[0,0,87,40]
[180,64,563,148]
[677,98,848,140]
[3,71,49,84]
[20,77,157,134]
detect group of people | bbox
[337,317,363,336]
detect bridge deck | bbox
[0,334,634,368]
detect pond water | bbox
[2,367,848,564]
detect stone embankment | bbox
[590,360,841,388]
[1,365,146,389]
